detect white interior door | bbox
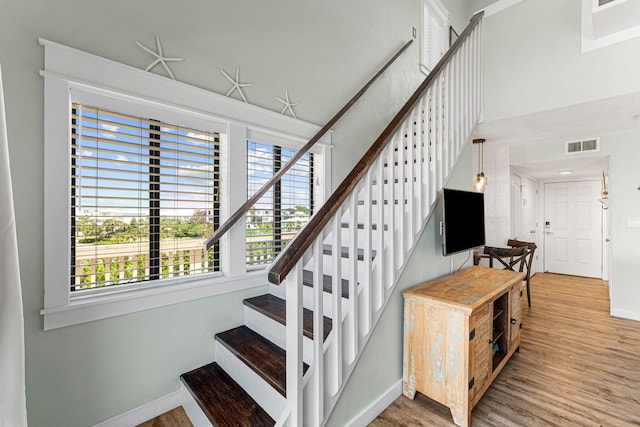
[544,181,602,278]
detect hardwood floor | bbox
[370,273,640,427]
[136,406,192,427]
[140,273,640,427]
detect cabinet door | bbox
[469,304,491,399]
[509,283,522,345]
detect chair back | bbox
[483,246,527,272]
[507,239,537,280]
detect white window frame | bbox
[421,0,450,75]
[40,39,332,330]
[582,0,640,52]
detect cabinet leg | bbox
[450,407,469,427]
[402,382,416,399]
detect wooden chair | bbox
[483,246,527,273]
[507,239,537,308]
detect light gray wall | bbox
[0,0,474,425]
[483,0,640,122]
[511,131,640,319]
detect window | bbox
[41,38,331,329]
[70,104,220,292]
[421,0,449,75]
[246,140,313,266]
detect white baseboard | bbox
[344,380,402,427]
[93,388,185,427]
[611,307,640,322]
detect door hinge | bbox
[469,377,475,390]
[469,329,476,341]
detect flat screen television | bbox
[442,188,486,256]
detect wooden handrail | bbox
[203,39,414,250]
[268,11,484,285]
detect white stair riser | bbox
[181,384,214,427]
[215,339,286,420]
[243,305,315,365]
[269,282,348,319]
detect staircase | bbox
[180,12,484,427]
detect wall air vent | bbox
[565,137,600,154]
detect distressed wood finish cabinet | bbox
[403,266,525,427]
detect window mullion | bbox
[274,145,282,255]
[149,122,161,281]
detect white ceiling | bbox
[475,91,640,179]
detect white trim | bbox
[611,307,640,322]
[344,380,402,427]
[581,0,640,52]
[40,38,332,329]
[477,0,523,17]
[93,387,186,427]
[41,271,268,330]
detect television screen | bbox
[442,188,485,256]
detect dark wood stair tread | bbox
[180,362,274,427]
[302,269,350,298]
[244,294,332,340]
[215,326,308,397]
[322,244,376,261]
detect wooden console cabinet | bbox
[402,266,525,427]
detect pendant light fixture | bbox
[472,138,487,193]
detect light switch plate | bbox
[627,218,640,228]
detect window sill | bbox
[40,270,269,330]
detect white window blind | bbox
[246,140,313,266]
[422,0,448,73]
[70,103,220,292]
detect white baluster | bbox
[330,215,342,395]
[362,169,373,335]
[347,193,358,363]
[397,127,406,265]
[375,154,385,311]
[311,237,324,426]
[386,141,396,281]
[285,262,303,426]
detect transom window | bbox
[70,103,220,292]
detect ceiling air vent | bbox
[565,137,600,154]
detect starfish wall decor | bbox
[275,89,299,119]
[220,67,253,103]
[136,36,184,80]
